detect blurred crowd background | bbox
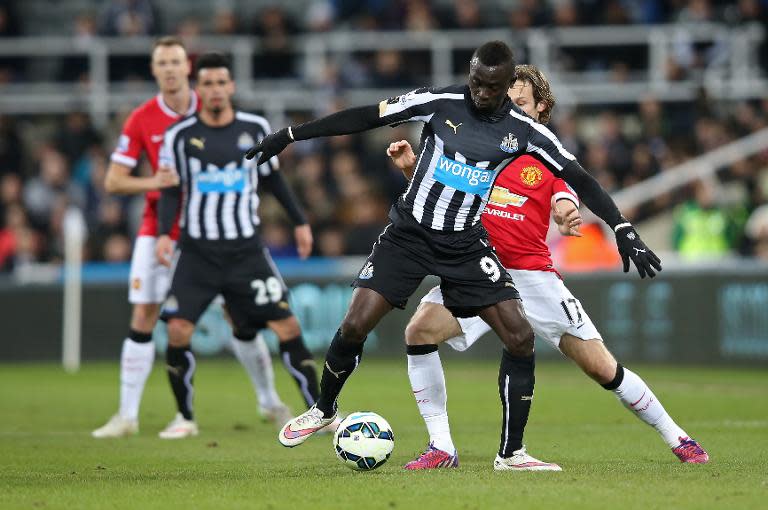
[1,0,768,273]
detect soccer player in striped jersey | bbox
[247,41,661,461]
[93,38,293,439]
[153,52,324,438]
[389,65,708,469]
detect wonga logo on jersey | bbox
[434,155,492,196]
[195,165,246,193]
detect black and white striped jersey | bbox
[161,111,279,241]
[378,85,576,231]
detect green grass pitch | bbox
[1,358,766,509]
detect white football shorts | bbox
[420,269,602,352]
[128,235,175,304]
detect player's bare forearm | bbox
[104,163,178,194]
[553,198,583,237]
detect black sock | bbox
[316,329,364,417]
[279,336,320,408]
[166,346,196,421]
[128,329,152,343]
[498,349,535,458]
[600,363,625,391]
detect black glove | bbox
[245,128,292,165]
[614,224,662,279]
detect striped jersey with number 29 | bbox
[379,85,576,232]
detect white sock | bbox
[231,333,282,410]
[613,367,688,448]
[407,350,456,454]
[118,339,155,421]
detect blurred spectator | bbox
[369,50,412,88]
[0,0,24,82]
[404,0,439,31]
[102,233,132,263]
[87,198,130,262]
[0,203,36,271]
[0,172,21,220]
[23,144,84,233]
[54,112,103,169]
[305,1,335,32]
[598,112,633,185]
[99,0,158,36]
[175,16,203,40]
[59,13,98,83]
[439,0,487,30]
[672,179,743,261]
[744,204,768,260]
[261,222,298,257]
[507,0,551,28]
[551,222,622,272]
[553,0,580,27]
[252,6,298,78]
[212,8,241,35]
[100,0,159,80]
[342,192,388,255]
[316,224,346,256]
[0,115,24,176]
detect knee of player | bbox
[131,304,159,331]
[167,319,193,346]
[583,358,616,385]
[501,326,534,354]
[339,317,370,344]
[271,316,302,340]
[404,318,440,346]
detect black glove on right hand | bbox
[245,127,293,165]
[615,224,662,279]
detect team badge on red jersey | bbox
[520,166,543,187]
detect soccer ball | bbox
[333,412,395,471]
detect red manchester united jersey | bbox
[110,93,199,239]
[481,154,578,272]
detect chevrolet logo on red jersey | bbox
[489,186,528,208]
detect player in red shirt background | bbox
[92,37,292,438]
[388,65,708,470]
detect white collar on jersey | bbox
[156,92,197,118]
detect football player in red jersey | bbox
[388,65,708,469]
[93,37,292,438]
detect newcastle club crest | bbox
[500,133,519,153]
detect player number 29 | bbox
[479,256,501,283]
[251,277,283,305]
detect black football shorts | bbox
[352,205,519,317]
[161,237,292,333]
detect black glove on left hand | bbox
[245,128,292,165]
[615,224,662,279]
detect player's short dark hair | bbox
[153,35,186,52]
[515,64,556,124]
[195,51,232,76]
[473,41,515,69]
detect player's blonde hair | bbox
[153,35,186,52]
[514,65,555,125]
